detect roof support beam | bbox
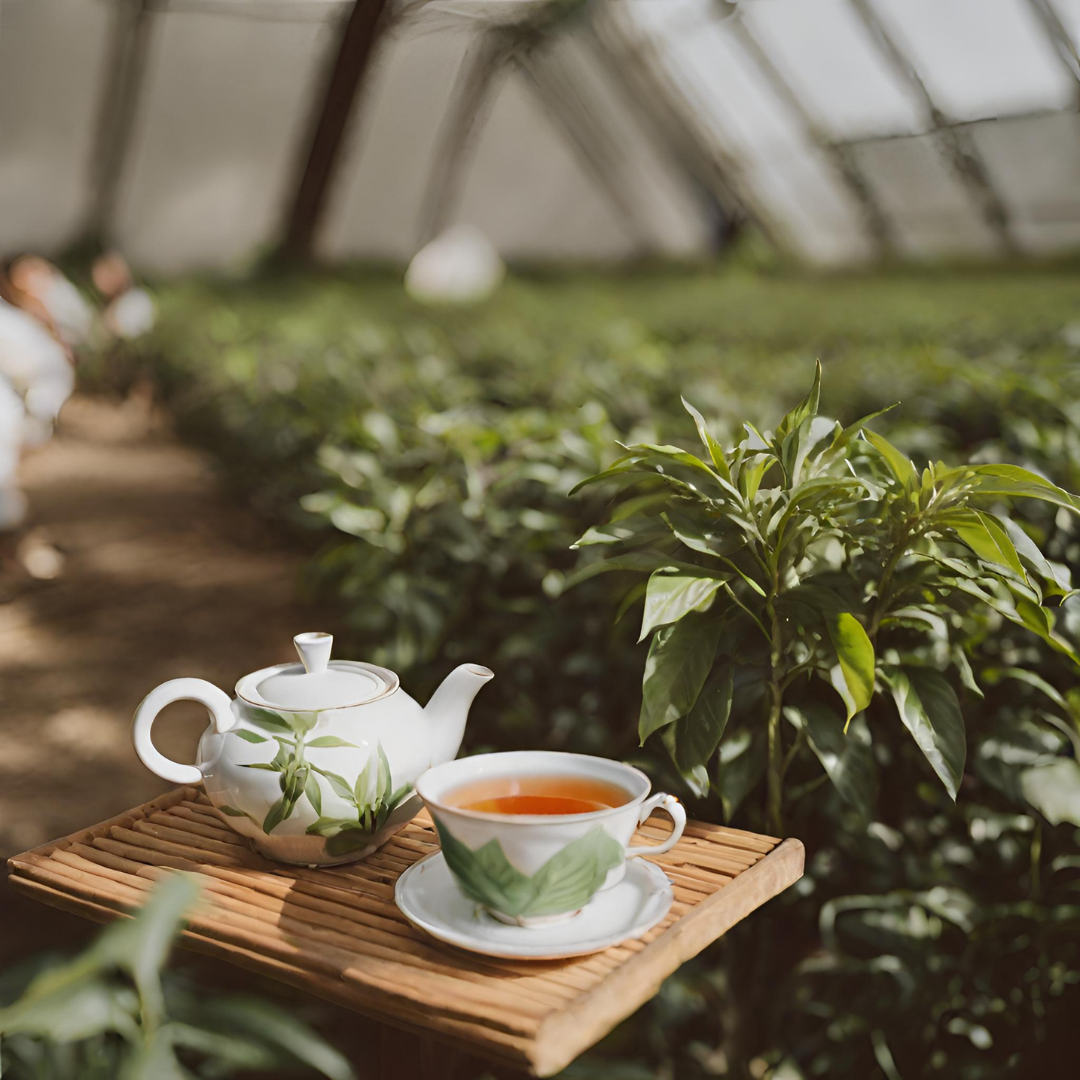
[514,46,657,253]
[593,4,796,254]
[415,33,511,248]
[849,0,1018,255]
[280,0,389,259]
[1025,0,1080,97]
[728,12,894,259]
[584,16,738,248]
[82,0,153,247]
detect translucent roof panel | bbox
[321,5,710,262]
[850,135,999,257]
[622,0,872,264]
[114,7,335,272]
[867,0,1075,121]
[318,21,479,261]
[0,0,112,253]
[3,0,1080,269]
[520,30,710,256]
[1053,0,1080,39]
[449,67,640,259]
[972,113,1080,253]
[742,0,926,140]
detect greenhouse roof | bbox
[2,0,1079,269]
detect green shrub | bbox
[83,265,1080,1078]
[0,874,354,1079]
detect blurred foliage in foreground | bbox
[0,874,354,1079]
[84,262,1080,1077]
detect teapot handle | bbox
[132,678,236,785]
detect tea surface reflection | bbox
[446,774,632,816]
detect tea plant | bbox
[572,363,1080,834]
[0,874,354,1080]
[80,265,1080,1075]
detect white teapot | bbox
[132,633,493,865]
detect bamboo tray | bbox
[7,787,803,1077]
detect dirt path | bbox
[0,391,338,963]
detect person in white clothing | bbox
[0,297,76,530]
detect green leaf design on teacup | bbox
[433,820,624,918]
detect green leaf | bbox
[97,873,199,1032]
[775,360,821,441]
[387,784,414,810]
[270,739,292,769]
[205,997,357,1080]
[325,827,377,855]
[434,820,536,915]
[639,569,727,641]
[120,1025,190,1080]
[0,874,199,1048]
[375,743,392,804]
[305,816,361,836]
[286,712,318,736]
[673,665,734,771]
[968,463,1080,514]
[826,612,875,727]
[354,752,376,808]
[526,827,625,917]
[998,667,1070,714]
[1002,517,1072,594]
[863,428,918,490]
[949,509,1025,577]
[639,615,724,742]
[828,404,898,451]
[614,580,647,624]
[312,766,356,803]
[305,736,359,748]
[884,667,966,799]
[662,509,744,559]
[0,980,140,1044]
[715,726,766,822]
[245,708,293,735]
[1019,758,1080,826]
[232,729,269,744]
[218,805,250,818]
[304,771,322,816]
[739,457,769,501]
[574,521,649,547]
[433,819,623,918]
[564,549,680,590]
[682,397,732,483]
[239,762,278,771]
[788,704,874,817]
[262,798,289,834]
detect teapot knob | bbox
[294,632,332,674]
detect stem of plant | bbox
[766,586,784,836]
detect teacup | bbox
[416,750,686,927]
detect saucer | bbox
[395,852,673,960]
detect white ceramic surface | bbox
[130,633,493,865]
[395,851,674,959]
[416,750,686,925]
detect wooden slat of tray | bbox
[7,787,803,1077]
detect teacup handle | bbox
[625,793,687,858]
[132,678,236,785]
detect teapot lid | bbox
[238,633,398,712]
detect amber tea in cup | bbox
[445,774,632,816]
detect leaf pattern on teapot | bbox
[234,707,412,844]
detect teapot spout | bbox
[423,664,493,766]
